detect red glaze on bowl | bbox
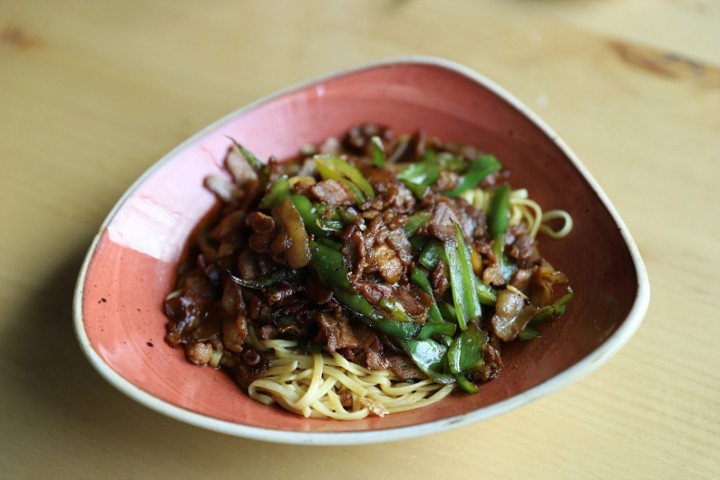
[74,57,649,444]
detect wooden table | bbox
[2,1,718,478]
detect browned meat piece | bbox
[235,349,271,389]
[306,276,334,305]
[394,283,432,319]
[373,243,404,284]
[386,354,425,380]
[341,325,389,371]
[246,211,275,233]
[226,144,260,185]
[427,201,459,242]
[317,312,360,352]
[508,226,540,267]
[310,179,356,206]
[355,281,394,306]
[363,168,416,214]
[222,314,248,353]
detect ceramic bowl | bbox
[73,57,650,445]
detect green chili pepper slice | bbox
[370,136,386,168]
[259,176,291,210]
[532,287,574,323]
[489,184,511,238]
[445,224,482,331]
[446,154,501,198]
[289,194,326,238]
[418,239,444,270]
[314,155,375,200]
[403,211,431,237]
[397,150,440,198]
[409,267,444,324]
[476,282,498,306]
[398,338,455,384]
[517,326,541,340]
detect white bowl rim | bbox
[73,55,651,445]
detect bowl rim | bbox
[73,55,650,445]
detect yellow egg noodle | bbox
[247,339,454,419]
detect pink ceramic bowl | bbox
[73,57,649,445]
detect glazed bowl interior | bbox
[74,58,649,444]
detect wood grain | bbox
[1,0,718,478]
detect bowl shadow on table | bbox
[5,242,446,469]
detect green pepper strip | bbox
[403,211,431,237]
[445,224,482,331]
[446,154,501,198]
[476,282,498,306]
[398,339,455,384]
[417,323,456,340]
[418,239,444,270]
[409,235,430,254]
[532,287,574,323]
[227,268,305,289]
[317,238,342,251]
[517,326,541,341]
[229,138,269,179]
[378,297,413,323]
[409,267,444,324]
[397,150,440,198]
[370,136,386,168]
[438,301,457,323]
[488,184,515,282]
[489,184,510,238]
[259,176,291,210]
[314,155,375,200]
[289,194,326,238]
[447,325,487,393]
[455,375,479,393]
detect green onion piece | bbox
[446,154,501,198]
[370,136,386,168]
